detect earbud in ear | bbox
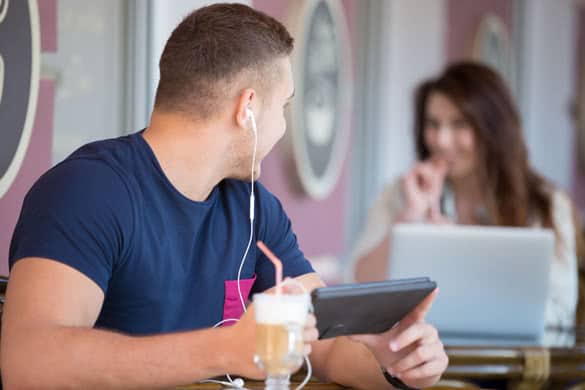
[246,108,257,134]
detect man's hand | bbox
[351,289,448,388]
[227,303,319,379]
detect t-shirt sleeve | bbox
[252,183,314,293]
[9,159,135,293]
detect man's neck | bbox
[143,112,230,202]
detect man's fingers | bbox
[305,313,316,328]
[303,326,319,343]
[394,354,448,382]
[401,288,438,325]
[388,322,439,353]
[303,313,318,342]
[387,341,444,375]
[281,278,306,294]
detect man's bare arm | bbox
[1,258,261,390]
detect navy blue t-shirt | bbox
[9,132,314,335]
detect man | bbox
[2,4,448,389]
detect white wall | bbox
[376,0,446,188]
[43,0,126,163]
[519,0,576,190]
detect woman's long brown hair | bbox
[414,61,565,236]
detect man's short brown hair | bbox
[154,3,294,119]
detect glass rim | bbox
[253,292,310,304]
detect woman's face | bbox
[423,92,477,180]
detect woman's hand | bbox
[399,159,447,222]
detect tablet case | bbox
[311,277,437,339]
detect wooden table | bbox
[443,335,585,389]
[178,382,342,389]
[181,330,585,390]
[177,373,343,389]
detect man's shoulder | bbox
[25,161,128,221]
[27,137,140,215]
[42,156,129,195]
[66,134,137,170]
[50,134,139,191]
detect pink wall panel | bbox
[447,0,513,61]
[0,1,57,274]
[252,0,355,260]
[38,0,57,52]
[0,80,55,275]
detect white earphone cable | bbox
[199,109,257,389]
[236,109,257,314]
[202,110,310,389]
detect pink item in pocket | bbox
[222,274,257,325]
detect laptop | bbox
[389,224,554,345]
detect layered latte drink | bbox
[254,293,310,377]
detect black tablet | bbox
[311,277,437,339]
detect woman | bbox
[351,61,581,330]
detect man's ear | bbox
[235,88,256,130]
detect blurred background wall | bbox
[1,0,583,281]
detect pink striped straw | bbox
[256,241,283,295]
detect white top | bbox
[349,179,579,330]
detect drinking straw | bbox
[256,241,283,295]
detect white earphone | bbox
[199,377,245,388]
[246,107,257,134]
[200,106,311,390]
[198,105,258,389]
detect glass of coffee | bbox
[253,292,310,390]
